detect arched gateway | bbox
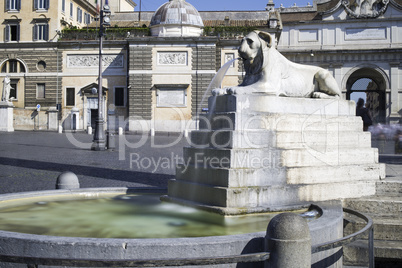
[344,65,390,124]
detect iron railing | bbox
[0,208,373,267]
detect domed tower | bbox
[150,0,204,37]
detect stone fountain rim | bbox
[0,187,341,245]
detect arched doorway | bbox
[345,67,388,124]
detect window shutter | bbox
[16,25,20,41]
[44,24,49,41]
[6,0,10,11]
[16,0,21,10]
[34,0,38,9]
[5,25,10,42]
[45,0,49,9]
[33,25,38,41]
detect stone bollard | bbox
[58,125,63,133]
[265,213,311,268]
[107,132,115,150]
[56,171,80,189]
[87,126,92,135]
[118,127,123,135]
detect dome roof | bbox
[150,0,204,28]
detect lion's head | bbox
[238,31,273,75]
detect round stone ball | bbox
[56,171,80,189]
[267,213,310,240]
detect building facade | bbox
[0,0,401,133]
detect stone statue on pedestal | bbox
[1,76,12,102]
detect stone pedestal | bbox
[163,95,385,215]
[47,107,58,131]
[0,101,14,132]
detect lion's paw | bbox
[227,87,234,95]
[312,92,339,99]
[228,87,249,95]
[212,88,227,96]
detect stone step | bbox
[176,164,287,187]
[376,179,402,196]
[183,147,380,168]
[167,179,376,210]
[343,195,402,216]
[189,129,275,149]
[287,164,385,184]
[209,94,355,115]
[344,216,402,241]
[281,147,379,167]
[199,112,363,132]
[182,146,282,169]
[175,163,384,187]
[343,240,402,265]
[276,130,371,149]
[167,179,301,210]
[189,129,371,149]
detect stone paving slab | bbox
[0,131,188,194]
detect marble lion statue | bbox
[213,31,341,98]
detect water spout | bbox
[196,57,240,128]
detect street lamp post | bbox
[92,0,110,151]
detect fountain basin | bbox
[0,188,343,267]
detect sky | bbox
[136,0,313,11]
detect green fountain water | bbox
[0,193,317,239]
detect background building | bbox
[0,0,400,133]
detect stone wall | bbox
[191,45,216,117]
[0,47,62,109]
[25,76,60,108]
[128,45,153,120]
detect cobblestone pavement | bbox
[0,131,401,195]
[0,131,189,194]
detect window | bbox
[36,83,45,99]
[33,23,49,41]
[66,88,75,106]
[1,60,25,73]
[115,87,125,106]
[77,7,82,23]
[62,0,65,13]
[6,0,21,11]
[9,60,18,73]
[70,2,73,18]
[84,12,92,25]
[4,22,20,42]
[9,79,18,99]
[34,0,49,10]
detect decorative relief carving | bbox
[67,54,124,68]
[342,0,389,18]
[225,53,235,67]
[345,27,386,40]
[157,52,187,65]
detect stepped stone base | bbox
[343,178,402,265]
[166,95,384,215]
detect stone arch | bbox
[0,58,28,73]
[342,64,389,124]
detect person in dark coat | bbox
[356,98,372,131]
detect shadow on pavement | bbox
[0,156,173,188]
